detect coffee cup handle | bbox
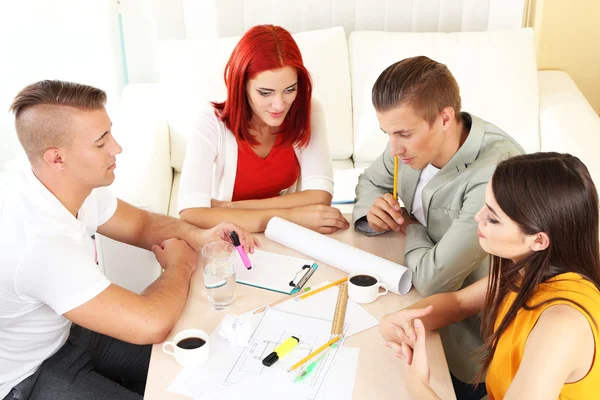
[377,283,389,298]
[162,341,176,356]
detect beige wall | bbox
[530,0,600,114]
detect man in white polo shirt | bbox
[0,80,257,400]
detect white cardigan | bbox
[177,100,334,213]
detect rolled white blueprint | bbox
[265,217,412,295]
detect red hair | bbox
[212,25,312,148]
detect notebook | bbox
[232,249,317,295]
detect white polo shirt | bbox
[0,168,115,398]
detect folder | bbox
[232,250,318,295]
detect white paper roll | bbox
[265,217,412,295]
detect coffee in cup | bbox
[347,273,388,304]
[162,328,209,367]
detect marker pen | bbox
[229,231,252,270]
[262,336,300,367]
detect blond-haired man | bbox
[0,80,257,400]
[354,57,523,399]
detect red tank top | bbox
[232,134,300,201]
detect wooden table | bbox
[144,220,456,399]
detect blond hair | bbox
[9,80,107,163]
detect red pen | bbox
[229,231,252,270]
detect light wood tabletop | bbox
[144,218,456,399]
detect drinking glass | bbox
[201,241,236,309]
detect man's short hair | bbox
[9,80,107,163]
[371,56,462,125]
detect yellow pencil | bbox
[288,335,341,372]
[295,277,347,302]
[253,286,310,314]
[393,155,398,200]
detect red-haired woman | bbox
[178,25,348,233]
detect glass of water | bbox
[201,241,236,310]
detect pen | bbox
[229,231,252,270]
[263,336,300,366]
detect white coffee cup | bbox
[347,273,389,304]
[162,329,209,367]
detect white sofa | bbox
[105,26,600,292]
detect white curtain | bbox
[0,0,125,166]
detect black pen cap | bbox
[229,231,241,246]
[262,351,279,367]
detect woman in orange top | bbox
[178,25,349,233]
[379,152,600,399]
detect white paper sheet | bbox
[233,249,315,294]
[332,168,365,204]
[189,347,360,400]
[274,284,378,337]
[315,347,360,400]
[265,217,412,294]
[168,315,262,399]
[168,309,351,400]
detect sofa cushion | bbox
[159,26,353,172]
[349,28,540,163]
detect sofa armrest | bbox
[538,70,600,185]
[110,83,173,215]
[102,83,172,292]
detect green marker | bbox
[295,344,337,382]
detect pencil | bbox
[252,287,310,314]
[295,277,347,302]
[288,335,341,372]
[393,155,398,200]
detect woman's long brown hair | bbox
[477,152,600,381]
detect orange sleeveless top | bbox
[486,272,600,399]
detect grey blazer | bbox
[353,113,524,382]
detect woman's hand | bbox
[287,204,350,234]
[379,306,433,347]
[386,318,439,399]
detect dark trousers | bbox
[3,324,151,400]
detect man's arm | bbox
[353,142,396,229]
[97,199,198,250]
[404,181,488,297]
[64,238,197,344]
[97,199,258,252]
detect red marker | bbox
[229,231,252,270]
